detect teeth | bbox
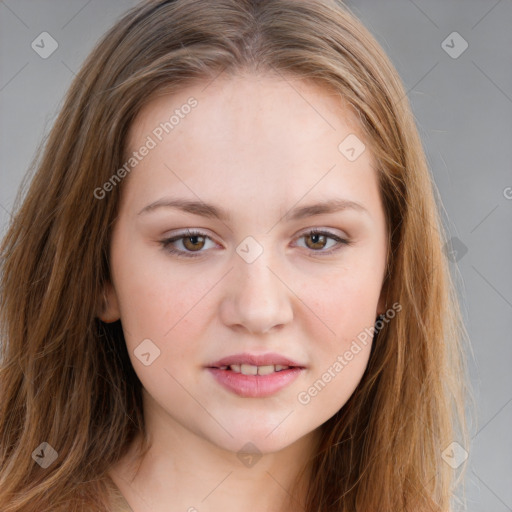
[257,365,275,376]
[240,364,258,375]
[224,364,291,375]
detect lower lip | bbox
[207,367,304,398]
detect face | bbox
[102,73,388,455]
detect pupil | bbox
[184,235,204,251]
[310,233,325,248]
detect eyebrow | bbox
[138,197,369,221]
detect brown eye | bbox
[182,235,206,251]
[304,232,329,250]
[160,230,216,258]
[295,230,351,255]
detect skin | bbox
[102,72,388,512]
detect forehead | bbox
[121,73,381,220]
[127,72,365,156]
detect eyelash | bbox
[159,229,352,258]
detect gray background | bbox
[0,1,511,510]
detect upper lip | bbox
[207,352,305,368]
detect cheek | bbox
[110,229,212,341]
[117,278,213,365]
[296,277,377,413]
[296,260,380,400]
[111,259,213,393]
[306,288,375,375]
[110,253,231,391]
[301,258,382,338]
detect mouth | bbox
[206,353,306,398]
[209,363,297,375]
[207,352,305,370]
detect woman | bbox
[0,0,472,510]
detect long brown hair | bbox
[0,0,473,510]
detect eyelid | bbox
[294,226,348,241]
[159,228,352,258]
[292,228,351,255]
[159,229,219,258]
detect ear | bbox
[98,282,120,323]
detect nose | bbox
[219,244,294,335]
